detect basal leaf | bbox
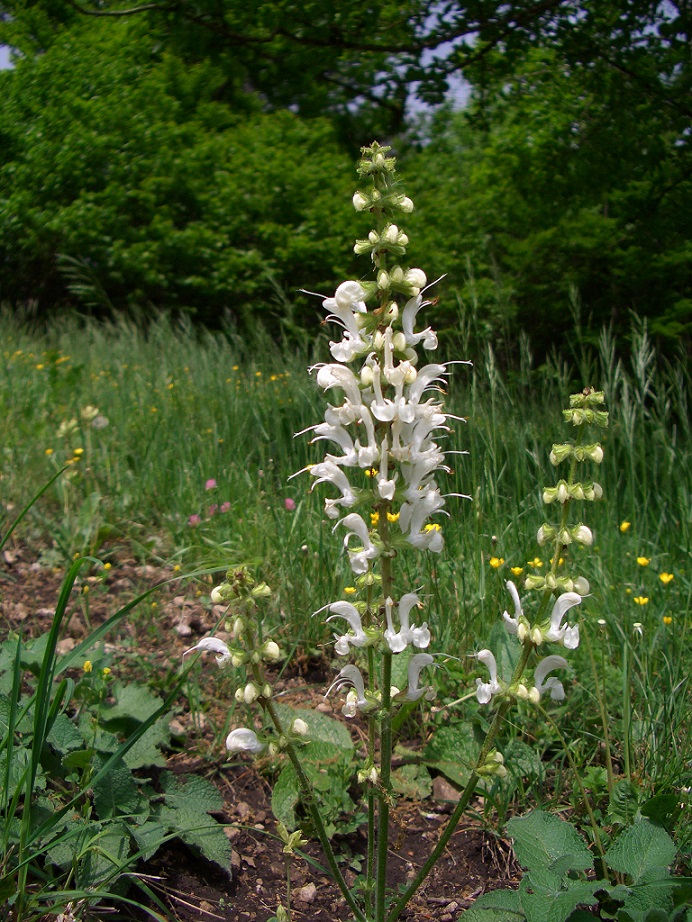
[462,888,524,921]
[92,757,142,819]
[507,810,594,874]
[272,763,300,830]
[605,820,676,884]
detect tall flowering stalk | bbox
[295,141,468,920]
[187,145,609,922]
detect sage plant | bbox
[185,144,609,922]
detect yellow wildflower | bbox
[102,667,111,676]
[662,616,672,625]
[344,586,356,595]
[370,512,380,526]
[633,596,649,605]
[386,511,400,523]
[83,660,93,673]
[510,566,524,576]
[528,557,543,569]
[619,521,631,533]
[489,557,504,569]
[659,572,674,585]
[44,448,54,456]
[637,556,650,567]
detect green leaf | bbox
[272,703,353,751]
[391,763,432,800]
[78,820,132,890]
[46,712,85,754]
[640,794,682,834]
[462,888,524,920]
[609,780,641,826]
[158,772,231,876]
[423,721,480,788]
[92,757,142,819]
[519,871,599,922]
[122,716,170,769]
[272,764,300,830]
[131,820,168,862]
[605,821,676,884]
[507,811,594,874]
[100,683,163,731]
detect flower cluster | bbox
[292,141,465,711]
[475,388,608,708]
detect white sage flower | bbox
[384,594,430,653]
[183,637,231,665]
[226,728,266,754]
[543,592,582,649]
[475,649,502,704]
[533,655,570,701]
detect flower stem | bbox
[264,698,367,922]
[386,642,532,922]
[376,650,393,921]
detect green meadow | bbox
[1,307,690,917]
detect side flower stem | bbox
[366,645,377,916]
[386,643,532,922]
[264,698,367,922]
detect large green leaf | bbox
[506,811,594,874]
[461,888,524,921]
[158,772,231,876]
[605,821,676,884]
[423,721,480,788]
[272,703,353,751]
[92,757,142,819]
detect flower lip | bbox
[183,637,231,665]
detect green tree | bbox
[408,43,691,349]
[0,17,358,324]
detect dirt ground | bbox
[1,541,520,921]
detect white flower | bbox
[325,664,368,717]
[402,652,435,701]
[325,600,368,654]
[384,594,431,653]
[502,581,523,634]
[573,524,593,546]
[475,649,502,704]
[226,728,265,754]
[183,637,231,665]
[338,513,380,574]
[533,655,569,701]
[401,295,437,349]
[544,592,582,649]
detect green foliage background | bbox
[0,1,690,350]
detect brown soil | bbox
[0,542,520,921]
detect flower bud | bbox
[391,266,404,284]
[291,718,309,736]
[210,586,226,604]
[352,191,369,211]
[573,524,593,546]
[377,270,390,289]
[586,444,604,463]
[517,623,529,643]
[244,683,259,704]
[405,268,427,290]
[557,481,569,504]
[550,443,573,465]
[387,303,400,323]
[399,233,409,246]
[516,683,529,699]
[392,331,406,352]
[373,152,385,169]
[385,224,399,244]
[262,640,282,663]
[231,653,245,668]
[571,483,585,500]
[537,524,555,545]
[233,617,246,636]
[528,687,541,704]
[360,365,374,387]
[262,683,273,699]
[524,575,545,590]
[354,240,371,255]
[558,528,572,546]
[234,687,244,703]
[531,627,544,645]
[368,230,379,245]
[573,577,590,595]
[398,196,414,213]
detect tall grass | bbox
[1,308,690,840]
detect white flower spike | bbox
[544,592,582,649]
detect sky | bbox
[0,46,12,69]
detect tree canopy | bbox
[0,1,689,348]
